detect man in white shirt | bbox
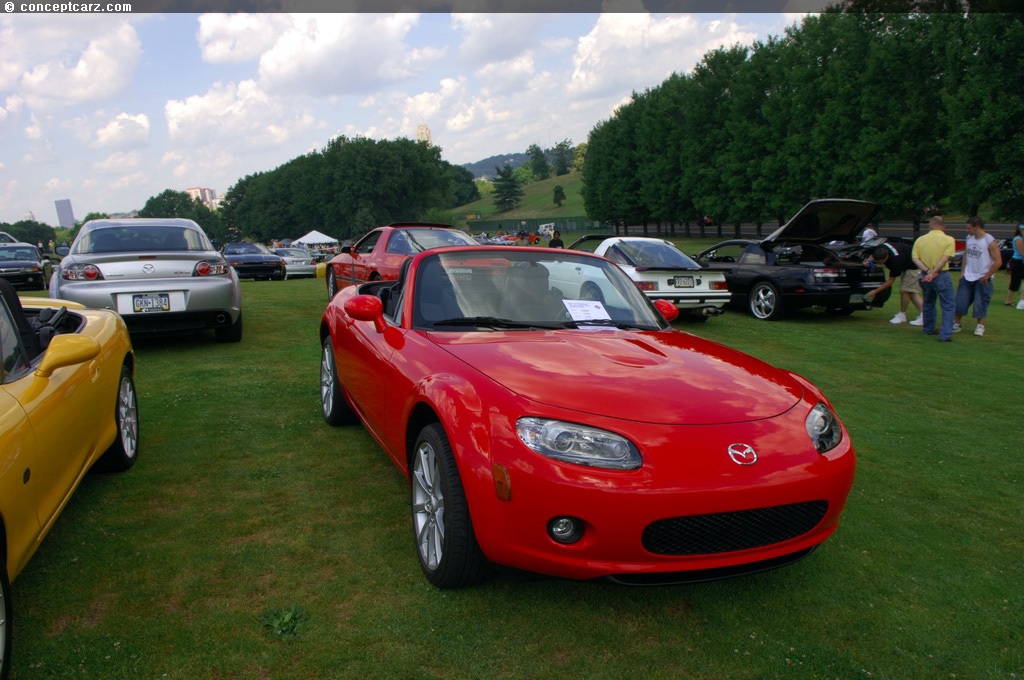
[954,216,1003,336]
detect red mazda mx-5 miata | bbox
[319,246,856,587]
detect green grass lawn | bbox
[11,271,1023,678]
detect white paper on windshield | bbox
[562,299,613,326]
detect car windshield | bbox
[224,243,268,255]
[404,229,476,251]
[411,250,667,331]
[278,249,308,257]
[0,246,38,260]
[74,226,211,254]
[614,240,699,268]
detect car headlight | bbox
[516,417,642,470]
[805,402,843,453]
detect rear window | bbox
[74,226,211,254]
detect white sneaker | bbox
[974,324,985,336]
[953,323,962,333]
[1017,301,1024,310]
[889,312,907,324]
[909,315,923,326]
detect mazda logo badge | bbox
[727,443,757,465]
[143,264,156,273]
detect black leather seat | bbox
[0,278,42,360]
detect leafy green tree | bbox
[492,165,525,212]
[946,12,1024,217]
[137,189,223,237]
[635,75,690,231]
[445,163,481,207]
[553,185,566,207]
[552,140,574,176]
[527,144,551,181]
[5,219,56,245]
[572,143,587,172]
[511,164,535,187]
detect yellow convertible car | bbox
[0,279,138,679]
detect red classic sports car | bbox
[325,223,476,300]
[319,246,856,587]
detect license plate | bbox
[133,293,170,313]
[673,276,694,288]
[850,293,865,304]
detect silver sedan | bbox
[50,218,243,342]
[272,247,317,279]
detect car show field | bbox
[6,270,1022,679]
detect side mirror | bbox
[344,294,386,333]
[56,246,70,256]
[34,333,101,378]
[653,299,680,322]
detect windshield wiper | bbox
[432,316,562,330]
[560,319,660,330]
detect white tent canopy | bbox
[293,229,338,245]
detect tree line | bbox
[580,6,1024,234]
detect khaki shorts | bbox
[900,270,922,294]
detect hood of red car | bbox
[430,330,804,425]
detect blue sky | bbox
[0,12,805,225]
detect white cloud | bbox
[93,112,150,150]
[475,53,536,98]
[197,13,293,64]
[258,14,444,97]
[567,13,758,101]
[17,22,142,109]
[451,13,548,65]
[165,79,317,149]
[93,150,142,174]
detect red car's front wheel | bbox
[410,423,487,588]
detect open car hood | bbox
[763,199,882,245]
[432,330,805,426]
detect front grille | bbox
[642,501,828,555]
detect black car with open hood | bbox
[694,199,891,320]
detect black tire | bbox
[320,337,357,426]
[1,560,10,680]
[215,312,243,343]
[327,269,338,301]
[580,281,605,304]
[96,363,140,472]
[748,281,784,320]
[410,423,487,588]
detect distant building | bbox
[416,124,433,146]
[54,199,76,228]
[186,187,220,210]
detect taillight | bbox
[711,280,729,290]
[813,268,840,282]
[193,260,228,276]
[636,281,658,291]
[61,263,104,281]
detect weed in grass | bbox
[260,603,310,640]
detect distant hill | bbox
[461,152,530,179]
[454,171,586,226]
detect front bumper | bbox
[459,402,856,582]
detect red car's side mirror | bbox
[344,294,386,333]
[653,299,680,322]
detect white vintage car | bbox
[568,236,730,320]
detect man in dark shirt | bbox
[865,241,924,325]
